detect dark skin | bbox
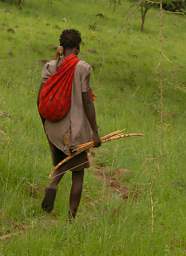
[40,45,101,218]
[82,90,101,147]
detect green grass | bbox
[0,0,186,255]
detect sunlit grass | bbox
[0,0,186,255]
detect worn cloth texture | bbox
[42,58,93,156]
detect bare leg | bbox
[69,169,84,219]
[41,143,67,213]
[41,163,70,213]
[42,141,88,214]
[48,165,66,189]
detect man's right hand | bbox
[93,132,101,148]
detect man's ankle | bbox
[68,209,77,220]
[47,184,57,190]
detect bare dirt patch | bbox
[94,166,133,200]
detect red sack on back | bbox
[38,54,79,122]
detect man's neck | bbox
[64,48,76,57]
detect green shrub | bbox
[0,0,24,7]
[163,0,186,11]
[129,0,186,11]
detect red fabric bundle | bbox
[38,54,80,122]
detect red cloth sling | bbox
[38,54,80,122]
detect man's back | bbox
[43,59,93,155]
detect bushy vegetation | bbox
[0,0,23,8]
[130,0,186,11]
[0,0,186,255]
[163,0,186,11]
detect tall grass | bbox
[0,0,186,255]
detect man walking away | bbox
[38,29,101,219]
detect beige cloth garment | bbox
[41,58,93,155]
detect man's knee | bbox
[72,169,84,176]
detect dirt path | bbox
[94,166,133,200]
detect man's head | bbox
[59,29,81,54]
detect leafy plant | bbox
[0,0,24,8]
[163,0,186,11]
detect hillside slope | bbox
[0,0,186,255]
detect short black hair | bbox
[59,29,81,49]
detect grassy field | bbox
[0,0,186,255]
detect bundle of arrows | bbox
[49,130,144,178]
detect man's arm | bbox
[82,92,101,147]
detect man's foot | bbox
[41,187,57,213]
[68,210,74,223]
